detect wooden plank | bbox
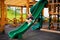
[49,3,60,5]
[40,29,60,34]
[5,3,35,7]
[5,0,36,7]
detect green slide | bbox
[32,16,46,30]
[8,0,48,39]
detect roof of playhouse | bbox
[5,0,36,7]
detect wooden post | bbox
[20,6,23,23]
[42,9,44,16]
[0,0,5,32]
[0,0,1,24]
[52,0,54,13]
[48,0,54,29]
[5,5,7,24]
[26,0,29,18]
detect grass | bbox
[7,9,26,20]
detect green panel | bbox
[8,0,48,39]
[32,22,40,30]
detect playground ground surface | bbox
[0,22,60,40]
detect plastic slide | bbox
[8,0,48,39]
[32,16,46,30]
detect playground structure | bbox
[48,0,60,30]
[8,0,48,39]
[0,0,60,39]
[5,0,36,26]
[0,0,36,32]
[8,0,60,39]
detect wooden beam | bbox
[40,29,60,34]
[5,5,7,24]
[49,3,60,5]
[20,6,23,23]
[6,2,35,7]
[26,0,29,18]
[0,0,5,32]
[5,0,36,7]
